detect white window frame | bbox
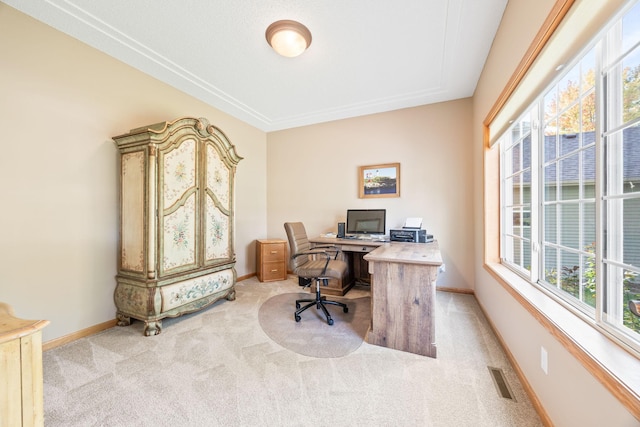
[498,0,640,354]
[500,111,538,278]
[600,15,640,344]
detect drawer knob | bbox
[270,251,278,254]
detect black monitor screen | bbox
[346,209,386,235]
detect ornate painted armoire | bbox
[113,117,242,336]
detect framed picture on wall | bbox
[358,163,400,198]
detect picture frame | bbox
[358,163,400,198]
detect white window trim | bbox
[484,0,640,419]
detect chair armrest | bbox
[309,244,341,260]
[312,244,337,249]
[292,249,331,261]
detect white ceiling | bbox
[3,0,507,132]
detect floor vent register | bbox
[488,366,516,401]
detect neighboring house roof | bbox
[517,126,640,183]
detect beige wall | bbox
[266,100,474,290]
[2,2,636,424]
[0,5,267,342]
[473,0,636,425]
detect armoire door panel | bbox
[159,136,199,275]
[205,195,231,262]
[206,144,230,209]
[161,138,197,208]
[161,192,197,273]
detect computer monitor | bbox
[346,209,386,235]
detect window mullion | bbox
[603,22,625,324]
[531,111,541,283]
[595,40,605,324]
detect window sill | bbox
[484,261,640,418]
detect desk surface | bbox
[364,241,442,266]
[310,236,442,266]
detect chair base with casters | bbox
[295,277,348,325]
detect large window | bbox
[500,0,640,350]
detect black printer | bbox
[389,228,433,243]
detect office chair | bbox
[284,222,348,325]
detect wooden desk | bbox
[364,241,442,358]
[310,236,443,357]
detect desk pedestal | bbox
[364,242,441,358]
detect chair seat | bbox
[295,259,347,280]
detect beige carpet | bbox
[42,277,543,426]
[258,293,370,358]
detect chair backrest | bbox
[284,222,312,271]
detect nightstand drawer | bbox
[261,246,286,262]
[260,263,287,281]
[256,239,287,282]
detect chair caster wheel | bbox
[343,306,349,313]
[295,314,301,322]
[327,318,334,326]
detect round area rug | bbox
[258,292,371,358]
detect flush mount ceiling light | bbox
[265,20,312,58]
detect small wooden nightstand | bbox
[256,239,288,282]
[0,303,48,426]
